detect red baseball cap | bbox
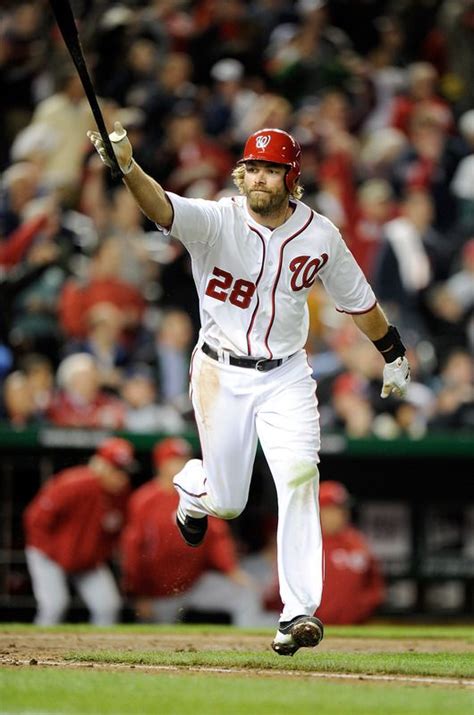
[319,480,351,507]
[153,437,192,469]
[96,437,136,472]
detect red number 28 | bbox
[205,267,256,309]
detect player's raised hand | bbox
[381,356,411,399]
[87,121,134,175]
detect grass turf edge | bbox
[63,649,474,679]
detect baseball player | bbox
[23,437,134,625]
[88,123,411,655]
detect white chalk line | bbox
[2,657,474,687]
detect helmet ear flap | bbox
[285,164,299,193]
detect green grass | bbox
[1,669,473,715]
[1,624,473,715]
[66,648,474,679]
[1,622,474,640]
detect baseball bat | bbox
[48,0,123,180]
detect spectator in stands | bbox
[330,372,375,438]
[361,15,407,135]
[18,352,54,418]
[389,62,453,137]
[7,195,75,361]
[204,58,258,143]
[428,237,474,354]
[134,308,194,411]
[348,179,396,280]
[0,161,41,238]
[28,63,92,195]
[451,110,474,231]
[0,2,47,168]
[141,52,197,145]
[391,109,464,230]
[156,102,234,198]
[23,437,134,625]
[47,353,126,429]
[373,189,439,340]
[121,366,186,433]
[266,0,353,103]
[1,370,37,426]
[0,235,59,364]
[429,348,474,432]
[64,301,129,394]
[121,437,262,625]
[59,236,146,341]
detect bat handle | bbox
[110,165,125,180]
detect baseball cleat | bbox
[176,506,208,547]
[271,615,324,656]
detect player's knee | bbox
[287,460,319,488]
[212,506,243,520]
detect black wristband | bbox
[372,325,406,363]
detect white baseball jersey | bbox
[163,193,376,358]
[166,190,377,624]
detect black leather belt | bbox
[202,342,287,372]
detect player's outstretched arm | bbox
[351,303,411,399]
[87,122,173,228]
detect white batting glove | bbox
[381,356,411,399]
[87,121,134,174]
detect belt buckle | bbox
[255,359,266,372]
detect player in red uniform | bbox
[121,437,262,625]
[263,480,385,624]
[317,481,386,624]
[23,437,134,625]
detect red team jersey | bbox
[264,525,385,624]
[24,466,129,572]
[317,526,385,624]
[121,482,238,597]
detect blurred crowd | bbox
[1,0,473,439]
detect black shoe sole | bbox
[176,514,208,547]
[272,616,324,656]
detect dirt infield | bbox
[1,629,473,665]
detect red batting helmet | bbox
[96,437,137,472]
[319,481,351,508]
[239,128,302,193]
[153,437,192,469]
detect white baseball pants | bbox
[25,547,122,625]
[173,348,323,622]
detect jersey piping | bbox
[264,208,314,358]
[245,225,266,356]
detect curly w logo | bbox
[289,253,329,291]
[255,135,271,149]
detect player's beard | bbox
[245,186,289,217]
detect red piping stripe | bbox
[175,483,208,499]
[336,300,378,315]
[264,209,314,358]
[246,225,266,356]
[188,345,198,401]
